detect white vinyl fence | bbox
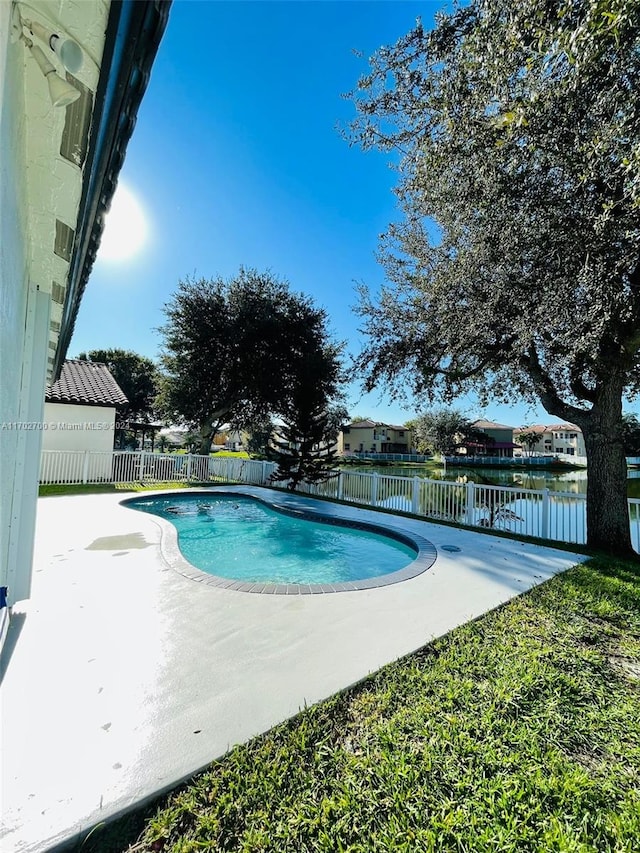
[39,450,640,553]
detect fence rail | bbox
[39,450,639,552]
[350,452,432,463]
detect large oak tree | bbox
[348,0,640,557]
[157,269,344,455]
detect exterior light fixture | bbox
[22,35,81,107]
[10,2,83,107]
[21,16,83,74]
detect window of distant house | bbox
[398,431,405,437]
[570,433,577,439]
[344,443,350,450]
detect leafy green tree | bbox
[622,413,640,456]
[348,0,640,557]
[245,419,276,459]
[517,430,541,458]
[158,269,344,455]
[77,348,159,448]
[411,407,469,455]
[77,349,158,422]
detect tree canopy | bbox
[409,407,493,455]
[409,407,468,455]
[157,269,345,455]
[622,413,640,456]
[77,348,158,422]
[517,430,542,457]
[348,0,640,556]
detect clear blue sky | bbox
[71,0,553,429]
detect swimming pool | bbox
[124,491,437,593]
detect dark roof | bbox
[346,420,377,429]
[345,420,409,431]
[46,360,128,407]
[472,419,516,431]
[52,0,172,379]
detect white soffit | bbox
[15,0,109,377]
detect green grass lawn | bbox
[81,556,640,853]
[38,482,198,497]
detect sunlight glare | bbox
[98,183,149,262]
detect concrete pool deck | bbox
[1,487,586,853]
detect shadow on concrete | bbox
[0,611,26,685]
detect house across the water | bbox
[337,420,412,456]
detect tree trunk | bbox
[197,423,214,456]
[581,383,636,558]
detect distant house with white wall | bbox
[515,423,586,458]
[337,420,412,456]
[43,359,128,453]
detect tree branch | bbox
[568,364,597,404]
[522,346,589,425]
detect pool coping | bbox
[120,487,438,593]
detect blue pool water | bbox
[128,493,418,585]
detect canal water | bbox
[346,464,640,498]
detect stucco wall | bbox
[1,4,30,603]
[42,403,117,453]
[1,9,51,605]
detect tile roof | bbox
[472,419,516,431]
[46,360,128,407]
[517,423,582,434]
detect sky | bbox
[71,0,553,429]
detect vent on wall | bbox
[54,221,75,261]
[52,281,66,304]
[60,74,93,168]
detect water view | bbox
[347,465,640,498]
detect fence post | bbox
[412,476,420,514]
[186,453,192,482]
[465,481,476,526]
[541,488,550,539]
[82,451,89,484]
[371,472,378,506]
[138,451,145,481]
[337,470,344,501]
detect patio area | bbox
[1,487,585,853]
